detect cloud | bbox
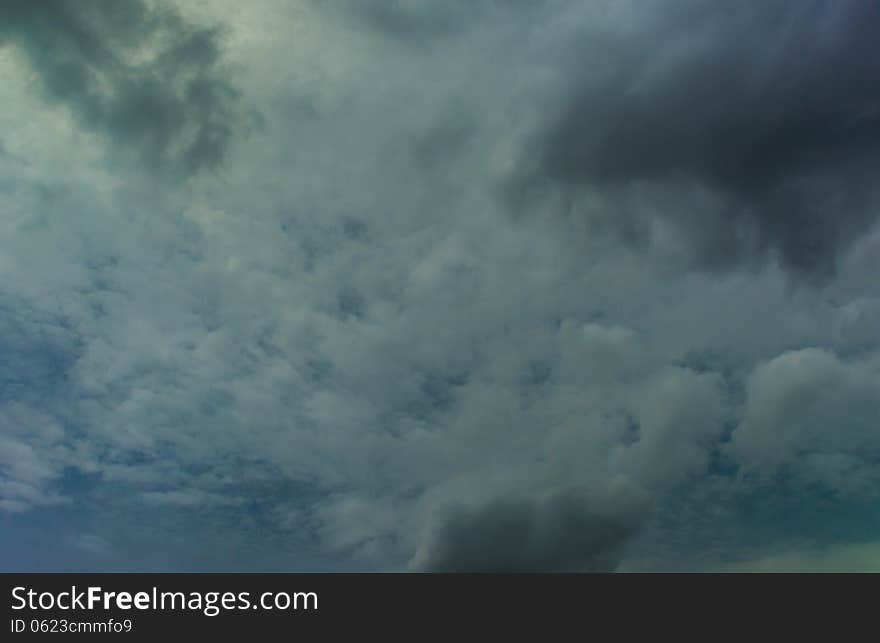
[728,348,880,496]
[507,0,880,278]
[1,0,879,572]
[616,367,729,488]
[410,482,650,572]
[0,0,248,177]
[323,0,473,44]
[319,0,541,46]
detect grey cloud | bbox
[319,0,541,46]
[728,348,880,496]
[411,104,476,170]
[834,298,880,350]
[0,296,79,513]
[513,0,880,278]
[411,484,650,572]
[0,0,247,177]
[333,0,473,43]
[3,0,880,571]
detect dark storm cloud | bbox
[412,486,649,572]
[0,0,246,176]
[517,0,880,278]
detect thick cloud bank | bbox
[0,0,246,176]
[412,483,650,572]
[512,0,880,278]
[1,0,879,572]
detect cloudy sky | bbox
[1,0,879,572]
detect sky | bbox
[1,0,879,572]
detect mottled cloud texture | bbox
[0,0,246,176]
[0,0,878,572]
